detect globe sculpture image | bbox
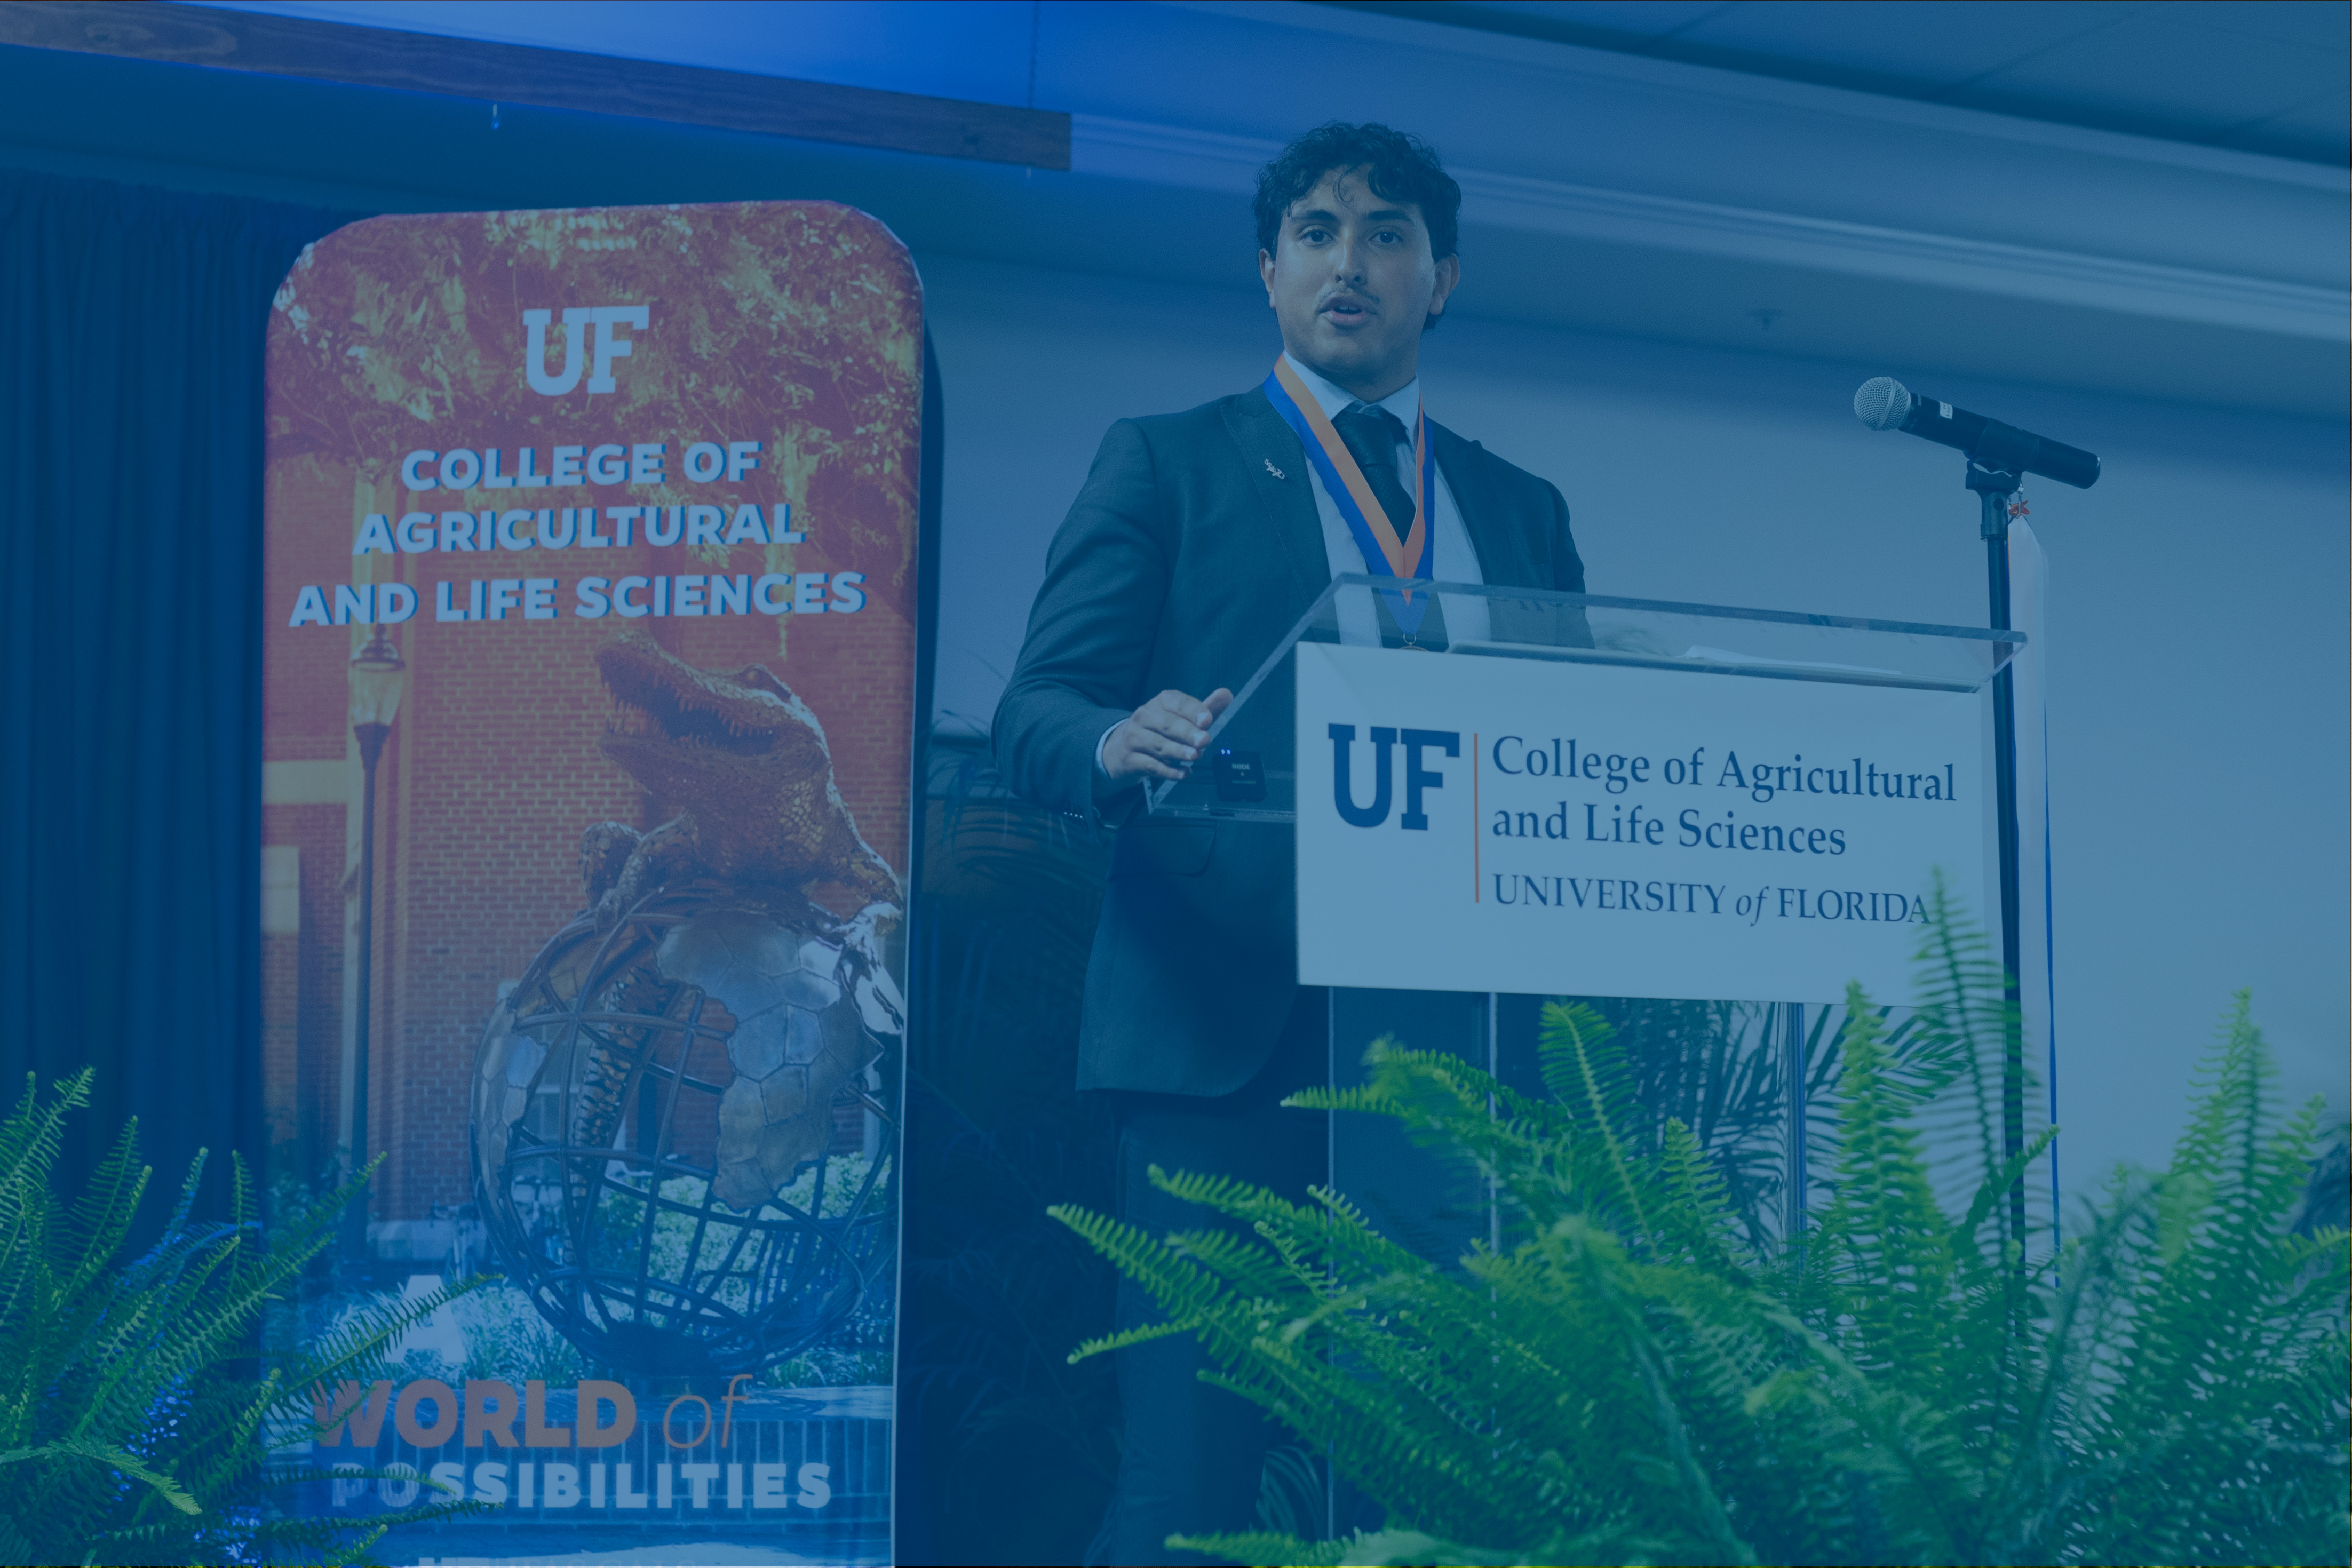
[471,632,907,1376]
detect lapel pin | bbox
[1264,458,1286,481]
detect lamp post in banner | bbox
[344,627,405,1266]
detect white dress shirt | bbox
[1095,357,1490,776]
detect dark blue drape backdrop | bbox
[1,169,352,1224]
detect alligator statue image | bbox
[472,627,909,1376]
[583,628,902,920]
[504,629,906,1220]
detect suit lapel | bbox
[1223,388,1331,616]
[1429,418,1538,590]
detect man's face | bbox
[1259,165,1460,399]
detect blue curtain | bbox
[0,170,353,1226]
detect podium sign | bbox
[1297,641,1984,1000]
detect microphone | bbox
[1854,377,2100,489]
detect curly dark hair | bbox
[1253,122,1461,265]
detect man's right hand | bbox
[1102,688,1235,783]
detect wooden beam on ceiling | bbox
[0,1,1071,170]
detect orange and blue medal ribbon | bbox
[1262,357,1436,636]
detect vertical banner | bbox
[261,203,919,1563]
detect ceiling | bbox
[1338,0,2351,165]
[5,0,2340,416]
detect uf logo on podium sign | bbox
[1327,724,1460,830]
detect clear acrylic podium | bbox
[1146,575,2021,1273]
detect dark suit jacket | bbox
[992,385,1586,1095]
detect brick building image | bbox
[259,202,921,1308]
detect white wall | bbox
[918,250,2350,1197]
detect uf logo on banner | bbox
[1328,724,1459,830]
[523,305,649,395]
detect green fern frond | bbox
[1535,1001,1656,1245]
[54,1119,148,1303]
[1532,1001,1616,1098]
[1064,1317,1197,1363]
[1287,1083,1404,1117]
[1959,1126,2060,1245]
[0,1436,200,1515]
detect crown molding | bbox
[1167,0,2349,195]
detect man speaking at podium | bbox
[994,122,1587,1561]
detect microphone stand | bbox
[1966,457,2029,1273]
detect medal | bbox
[1262,357,1437,638]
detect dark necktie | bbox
[1331,403,1416,543]
[1331,401,1444,646]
